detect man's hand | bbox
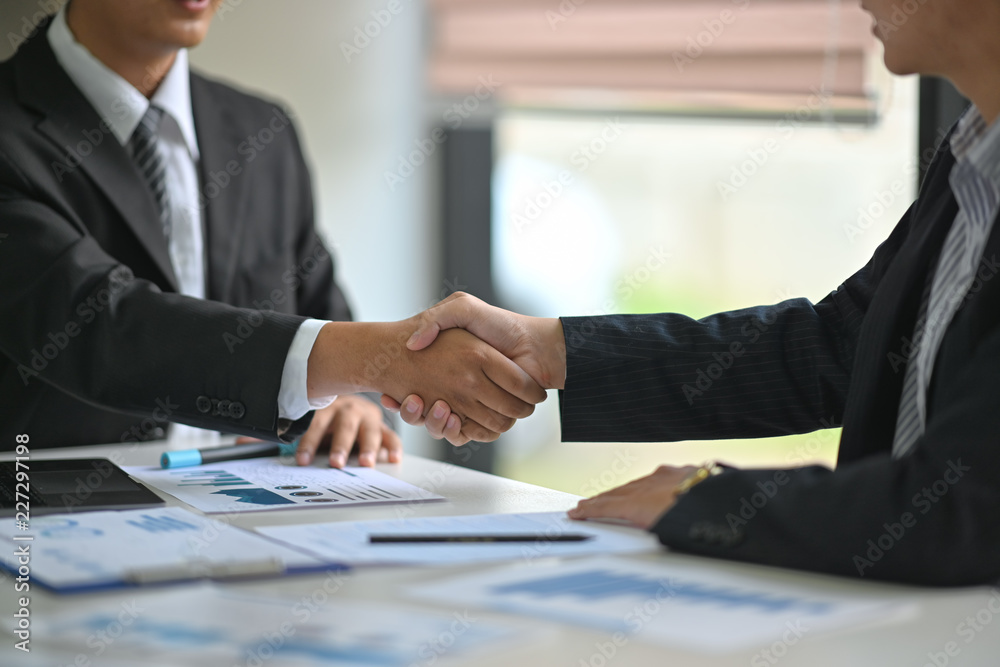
[294,395,401,468]
[566,465,699,529]
[307,318,547,444]
[407,292,566,389]
[381,293,566,445]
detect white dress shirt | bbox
[47,7,335,442]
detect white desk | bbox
[3,442,999,666]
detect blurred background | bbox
[1,0,967,495]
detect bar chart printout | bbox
[32,587,525,666]
[124,459,444,513]
[407,556,913,653]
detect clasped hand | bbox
[380,292,566,446]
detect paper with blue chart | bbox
[408,556,914,653]
[0,507,329,593]
[31,586,527,667]
[256,511,660,567]
[123,459,444,513]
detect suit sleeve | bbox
[651,323,1000,585]
[558,200,916,443]
[0,147,313,442]
[284,119,352,324]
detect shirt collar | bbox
[47,4,200,159]
[950,106,1000,188]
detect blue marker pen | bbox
[160,441,299,469]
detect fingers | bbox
[568,493,638,525]
[381,425,403,463]
[396,395,426,426]
[295,406,337,466]
[326,404,362,468]
[353,418,382,467]
[380,395,402,412]
[480,353,547,416]
[567,465,696,529]
[424,399,452,439]
[444,413,464,444]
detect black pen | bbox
[369,534,594,543]
[160,442,299,469]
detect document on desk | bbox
[29,586,532,667]
[123,459,444,513]
[0,507,332,593]
[255,511,660,566]
[408,555,915,653]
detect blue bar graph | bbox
[126,514,200,534]
[171,470,251,487]
[490,569,833,615]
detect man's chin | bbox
[160,21,214,49]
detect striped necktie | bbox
[892,159,996,458]
[130,106,172,239]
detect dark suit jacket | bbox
[0,24,353,448]
[559,120,1000,586]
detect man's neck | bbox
[65,3,176,99]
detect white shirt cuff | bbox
[278,319,337,421]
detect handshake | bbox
[308,292,567,446]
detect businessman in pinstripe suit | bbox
[386,0,1000,585]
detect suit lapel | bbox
[838,151,959,462]
[15,27,179,291]
[190,75,249,303]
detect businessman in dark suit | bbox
[389,0,1000,585]
[0,0,544,459]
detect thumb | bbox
[406,292,474,351]
[406,320,442,351]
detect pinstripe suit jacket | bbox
[559,128,1000,586]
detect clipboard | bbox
[0,507,345,594]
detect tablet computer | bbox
[0,458,165,516]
